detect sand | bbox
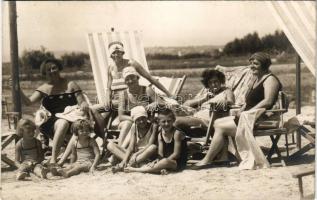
[1,106,315,200]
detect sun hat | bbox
[55,105,88,122]
[109,41,125,56]
[122,66,140,80]
[131,106,148,121]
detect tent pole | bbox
[9,1,22,119]
[295,53,301,149]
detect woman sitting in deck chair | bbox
[115,66,164,146]
[193,52,282,169]
[175,69,234,137]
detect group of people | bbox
[14,40,282,180]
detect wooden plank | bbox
[1,154,17,168]
[1,134,17,150]
[292,167,315,178]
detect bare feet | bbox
[16,172,28,180]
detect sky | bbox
[2,1,282,62]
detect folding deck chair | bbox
[196,65,289,166]
[292,167,315,200]
[1,96,19,168]
[86,30,186,141]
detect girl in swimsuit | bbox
[107,106,158,172]
[56,119,100,178]
[15,118,49,180]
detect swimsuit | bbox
[75,138,95,166]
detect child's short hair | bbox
[70,119,93,136]
[16,118,36,137]
[157,107,176,121]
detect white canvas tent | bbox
[267,1,316,77]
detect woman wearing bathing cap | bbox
[105,41,172,106]
[115,67,164,147]
[106,106,158,172]
[194,52,282,169]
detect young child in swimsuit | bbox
[124,107,187,174]
[107,106,158,172]
[15,118,49,180]
[55,119,100,178]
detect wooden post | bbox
[9,1,22,119]
[295,53,301,149]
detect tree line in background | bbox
[223,30,294,56]
[11,29,293,74]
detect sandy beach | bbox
[1,106,315,200]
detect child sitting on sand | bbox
[107,106,158,172]
[124,107,187,174]
[55,119,100,178]
[15,118,49,180]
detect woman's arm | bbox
[251,76,280,110]
[130,60,172,97]
[183,88,209,108]
[15,140,22,167]
[69,81,89,113]
[118,91,133,122]
[167,130,184,160]
[20,90,42,106]
[90,139,100,171]
[57,137,76,166]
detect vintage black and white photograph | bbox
[1,1,316,200]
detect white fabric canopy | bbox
[267,1,316,76]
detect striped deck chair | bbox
[86,30,186,143]
[86,30,186,106]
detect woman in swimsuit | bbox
[194,52,282,169]
[20,59,92,165]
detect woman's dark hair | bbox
[201,69,226,88]
[249,52,272,71]
[70,119,93,136]
[40,59,63,76]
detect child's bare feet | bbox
[57,168,68,178]
[16,172,28,180]
[160,169,169,175]
[40,167,49,179]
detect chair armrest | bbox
[265,109,287,113]
[292,168,315,178]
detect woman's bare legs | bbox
[106,141,127,160]
[195,116,237,166]
[125,158,176,173]
[51,119,70,163]
[118,121,132,146]
[134,144,157,164]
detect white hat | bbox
[122,66,140,80]
[131,106,148,121]
[109,41,125,56]
[55,105,87,122]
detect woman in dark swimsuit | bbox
[194,52,282,168]
[20,59,91,164]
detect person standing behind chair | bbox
[124,108,187,174]
[15,118,49,180]
[194,52,282,169]
[104,41,172,106]
[175,69,234,137]
[19,59,90,165]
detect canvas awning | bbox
[267,1,316,77]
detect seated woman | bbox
[116,66,164,146]
[194,52,282,169]
[175,69,234,137]
[20,59,100,164]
